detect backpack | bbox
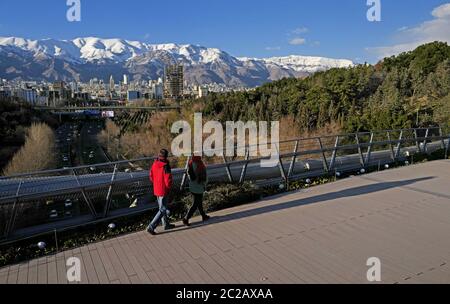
[188,163,197,181]
[188,162,207,182]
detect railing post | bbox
[274,145,288,188]
[317,138,329,173]
[395,130,404,159]
[414,129,421,152]
[221,153,234,183]
[387,131,395,161]
[422,128,430,153]
[329,136,340,172]
[239,146,250,184]
[278,156,288,187]
[355,133,365,168]
[104,164,118,217]
[287,140,299,177]
[180,156,191,191]
[445,133,450,160]
[72,169,98,218]
[365,132,374,165]
[4,180,23,238]
[439,127,446,150]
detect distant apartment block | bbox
[198,85,208,98]
[72,92,91,101]
[127,90,141,101]
[18,88,38,104]
[0,89,12,100]
[48,81,71,106]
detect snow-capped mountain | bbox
[261,55,354,73]
[0,37,354,87]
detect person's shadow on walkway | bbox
[158,176,435,235]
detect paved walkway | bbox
[1,160,450,284]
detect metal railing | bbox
[0,126,448,242]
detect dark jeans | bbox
[185,193,207,220]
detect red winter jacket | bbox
[150,158,173,197]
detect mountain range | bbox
[0,37,354,87]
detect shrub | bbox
[174,182,263,217]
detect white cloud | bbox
[432,3,450,18]
[286,27,310,46]
[289,37,306,45]
[367,3,450,59]
[396,26,409,32]
[265,46,281,51]
[291,27,309,35]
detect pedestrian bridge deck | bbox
[1,160,450,284]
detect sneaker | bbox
[164,224,176,231]
[202,215,211,222]
[146,226,156,235]
[183,218,190,227]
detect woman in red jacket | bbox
[147,149,175,235]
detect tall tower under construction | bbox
[164,64,184,100]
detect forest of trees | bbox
[191,42,450,134]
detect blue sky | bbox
[1,0,449,63]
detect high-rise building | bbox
[109,75,115,91]
[164,64,184,100]
[123,74,129,85]
[198,85,209,98]
[18,88,38,104]
[69,81,78,92]
[152,82,164,100]
[49,81,70,106]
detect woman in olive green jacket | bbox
[183,156,210,226]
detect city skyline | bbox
[0,1,449,63]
